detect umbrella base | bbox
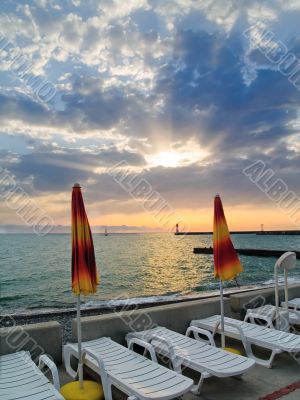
[61,381,104,400]
[223,346,243,356]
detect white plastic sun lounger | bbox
[245,304,300,330]
[0,351,63,400]
[126,326,255,395]
[64,337,193,400]
[191,314,300,368]
[281,298,300,310]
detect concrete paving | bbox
[284,393,300,400]
[180,340,300,400]
[57,338,300,399]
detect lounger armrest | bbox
[126,330,155,345]
[223,321,246,340]
[149,334,175,355]
[149,334,181,373]
[244,311,274,329]
[63,345,77,379]
[81,348,107,376]
[39,355,60,391]
[214,320,248,351]
[128,338,158,362]
[186,326,216,346]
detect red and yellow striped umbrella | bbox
[64,184,103,396]
[213,195,243,281]
[72,183,99,295]
[213,195,243,349]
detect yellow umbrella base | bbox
[223,346,243,355]
[61,381,104,400]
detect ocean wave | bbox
[261,277,300,286]
[82,294,182,309]
[2,276,298,316]
[3,280,300,316]
[0,294,27,302]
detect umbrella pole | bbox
[274,264,279,328]
[219,279,225,348]
[77,294,84,389]
[284,269,289,312]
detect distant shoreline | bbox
[176,230,300,235]
[2,230,300,235]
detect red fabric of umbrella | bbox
[213,195,243,348]
[213,195,243,281]
[71,183,99,388]
[72,184,99,295]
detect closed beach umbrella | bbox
[213,195,243,348]
[71,183,99,388]
[61,183,103,398]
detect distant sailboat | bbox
[104,227,108,236]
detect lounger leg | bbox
[243,342,281,368]
[39,355,60,390]
[63,346,78,379]
[254,349,281,368]
[170,358,182,374]
[102,378,113,400]
[191,372,210,395]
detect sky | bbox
[1,0,300,233]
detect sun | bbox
[146,151,183,168]
[145,145,209,168]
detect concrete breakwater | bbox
[193,247,300,259]
[176,230,300,235]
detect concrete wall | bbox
[71,284,300,344]
[72,297,231,344]
[230,284,300,318]
[0,321,62,364]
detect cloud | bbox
[1,0,300,227]
[3,144,145,192]
[154,27,300,154]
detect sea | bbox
[1,233,300,314]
